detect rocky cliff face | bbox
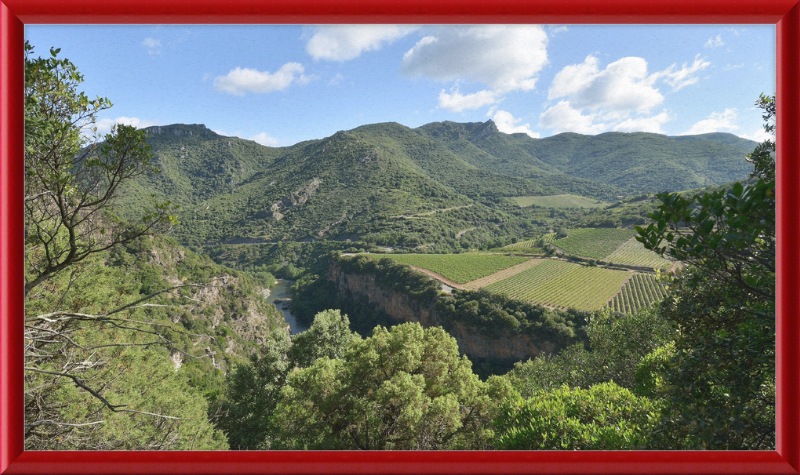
[329,261,558,361]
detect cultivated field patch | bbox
[607,273,668,314]
[553,228,637,259]
[364,253,530,284]
[485,260,631,311]
[604,237,672,269]
[500,233,556,250]
[510,194,609,209]
[462,258,544,290]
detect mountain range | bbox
[116,120,757,248]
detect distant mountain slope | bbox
[116,121,757,247]
[415,121,622,199]
[502,128,757,193]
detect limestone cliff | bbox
[329,261,560,361]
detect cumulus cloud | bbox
[538,101,607,135]
[704,34,724,48]
[250,132,280,147]
[306,25,418,61]
[93,116,159,136]
[401,25,548,94]
[492,110,539,138]
[658,54,711,91]
[740,127,773,143]
[214,63,309,96]
[438,88,498,112]
[548,55,664,114]
[612,110,674,134]
[680,108,739,135]
[539,53,712,135]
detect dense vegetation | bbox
[24,42,776,452]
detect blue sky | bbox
[26,24,775,146]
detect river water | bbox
[265,279,309,334]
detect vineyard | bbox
[510,194,609,209]
[607,273,668,314]
[500,233,557,250]
[604,237,672,269]
[553,228,637,259]
[363,253,530,284]
[484,260,631,311]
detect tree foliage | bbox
[270,322,515,450]
[634,94,776,449]
[24,41,178,296]
[494,382,660,450]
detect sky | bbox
[25,24,775,147]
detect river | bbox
[265,279,309,334]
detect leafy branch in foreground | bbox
[24,41,179,297]
[24,279,227,450]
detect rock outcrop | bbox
[328,261,558,362]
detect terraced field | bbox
[605,237,672,269]
[553,228,637,259]
[510,194,609,209]
[484,260,631,311]
[607,273,668,314]
[363,253,530,284]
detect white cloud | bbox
[740,127,773,143]
[306,25,418,61]
[548,55,664,114]
[142,37,161,55]
[438,88,498,112]
[401,25,548,94]
[492,110,539,138]
[550,26,568,35]
[658,54,711,91]
[704,34,724,48]
[612,110,674,134]
[680,108,739,135]
[214,63,309,96]
[250,132,280,147]
[724,63,745,71]
[538,101,607,135]
[94,116,159,136]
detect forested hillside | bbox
[114,120,754,250]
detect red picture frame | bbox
[1,1,798,473]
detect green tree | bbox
[634,94,775,449]
[212,327,292,450]
[270,322,515,450]
[287,309,360,369]
[505,308,675,398]
[494,382,660,450]
[24,41,178,296]
[23,43,218,450]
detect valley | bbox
[111,119,759,380]
[21,32,776,452]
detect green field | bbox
[553,228,637,259]
[500,233,557,250]
[510,194,609,209]
[484,260,631,311]
[604,237,672,269]
[607,273,668,314]
[364,253,529,284]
